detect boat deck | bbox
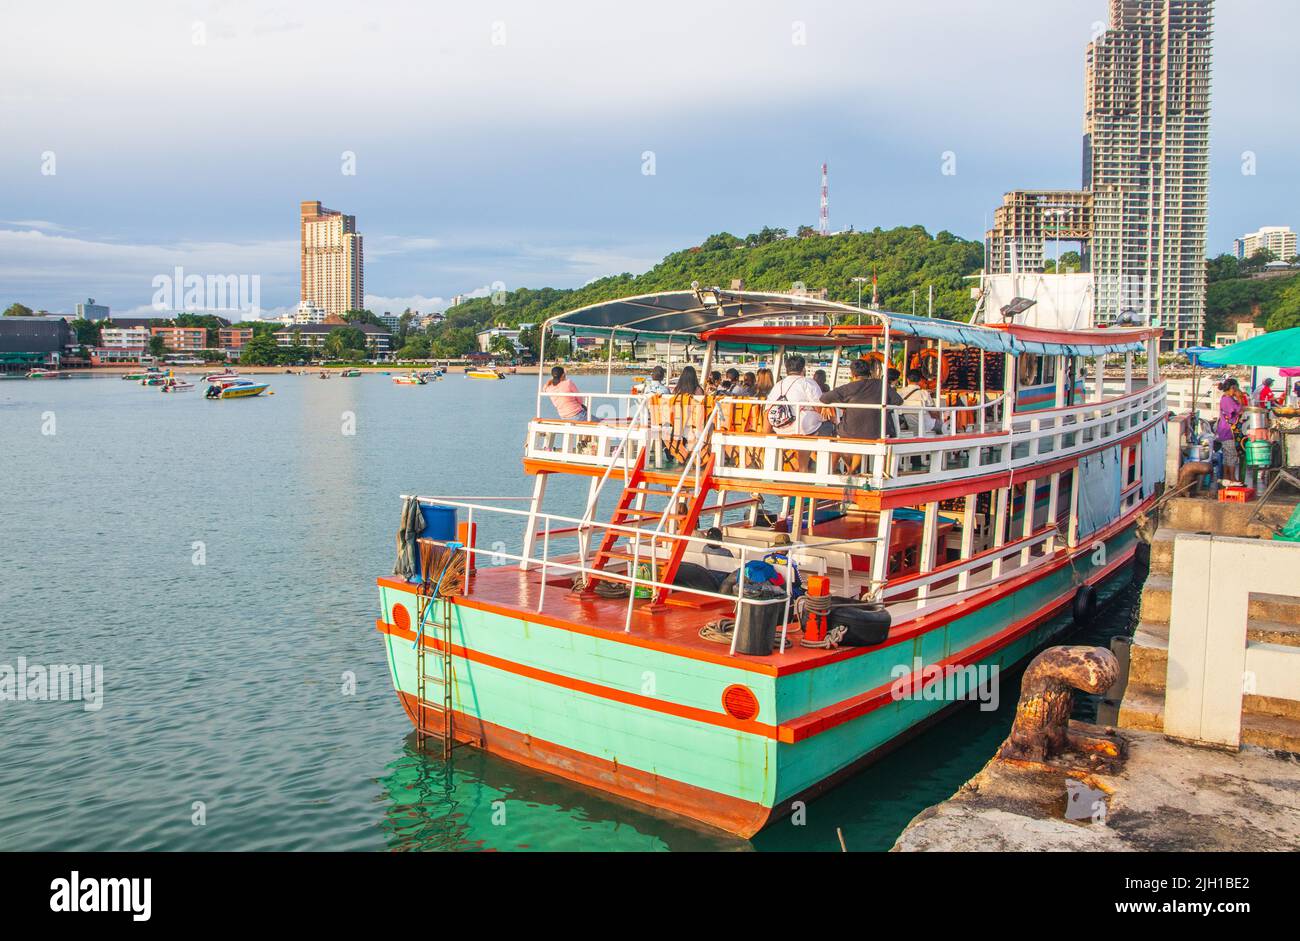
[380,562,859,674]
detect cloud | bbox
[364,294,448,314]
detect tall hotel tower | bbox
[300,201,364,315]
[1083,0,1213,348]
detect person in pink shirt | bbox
[544,366,587,421]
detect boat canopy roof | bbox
[546,290,1158,356]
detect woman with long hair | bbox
[543,365,586,421]
[661,365,703,463]
[753,367,774,398]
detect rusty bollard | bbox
[998,645,1119,763]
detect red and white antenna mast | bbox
[819,162,829,236]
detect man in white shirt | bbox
[766,355,833,437]
[642,365,670,395]
[898,369,942,436]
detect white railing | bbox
[399,495,882,654]
[524,383,1167,495]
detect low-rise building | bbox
[218,327,253,351]
[292,301,327,324]
[1213,322,1267,348]
[0,316,74,371]
[90,346,145,365]
[101,326,150,348]
[150,326,207,351]
[272,319,392,358]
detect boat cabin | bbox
[408,289,1167,662]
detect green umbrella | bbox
[1198,327,1300,367]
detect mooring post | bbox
[999,645,1120,762]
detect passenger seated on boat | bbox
[544,366,587,421]
[702,526,734,559]
[898,369,942,436]
[642,365,670,395]
[655,365,707,465]
[819,358,900,473]
[767,355,834,472]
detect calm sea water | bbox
[0,373,1141,851]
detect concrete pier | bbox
[894,491,1300,852]
[892,726,1300,851]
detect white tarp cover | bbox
[1078,445,1122,539]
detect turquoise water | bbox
[0,374,1140,851]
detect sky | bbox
[1,0,1296,319]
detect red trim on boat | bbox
[378,618,782,739]
[394,690,774,838]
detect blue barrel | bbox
[419,504,458,542]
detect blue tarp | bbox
[547,291,1150,356]
[1078,445,1122,539]
[1140,421,1167,500]
[882,310,1150,357]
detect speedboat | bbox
[202,369,241,383]
[207,380,269,399]
[161,380,195,393]
[341,368,362,378]
[393,373,427,385]
[26,369,63,379]
[122,368,161,380]
[139,375,169,386]
[465,368,505,380]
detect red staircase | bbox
[590,451,717,604]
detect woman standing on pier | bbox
[1217,378,1246,478]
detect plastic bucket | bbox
[734,585,785,656]
[1245,440,1273,467]
[419,504,458,542]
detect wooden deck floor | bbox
[433,562,850,672]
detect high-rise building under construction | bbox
[985,1,1213,349]
[1084,0,1213,348]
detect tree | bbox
[343,309,384,328]
[69,318,102,346]
[1244,248,1277,272]
[323,326,366,359]
[3,303,35,317]
[239,334,281,365]
[148,334,168,358]
[1207,253,1241,283]
[488,335,516,358]
[796,225,817,238]
[1266,280,1300,333]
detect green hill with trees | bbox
[391,225,984,359]
[1206,251,1300,338]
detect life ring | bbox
[915,348,951,385]
[1018,354,1039,386]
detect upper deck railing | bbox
[527,381,1169,494]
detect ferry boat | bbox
[375,290,1168,836]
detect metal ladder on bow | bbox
[414,584,456,759]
